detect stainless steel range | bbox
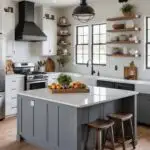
[14,63,48,90]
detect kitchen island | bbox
[17,87,138,150]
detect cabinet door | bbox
[3,10,15,58]
[42,18,57,56]
[138,94,150,125]
[48,19,57,56]
[34,100,47,143]
[22,98,34,138]
[115,83,135,91]
[97,80,115,88]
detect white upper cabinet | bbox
[36,7,57,56]
[2,4,15,58]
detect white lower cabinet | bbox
[5,75,24,116]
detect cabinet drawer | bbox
[97,80,115,88]
[115,83,135,91]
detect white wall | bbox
[60,0,150,80]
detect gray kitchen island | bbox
[17,86,138,150]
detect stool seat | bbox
[88,119,114,129]
[108,113,133,121]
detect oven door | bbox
[26,80,48,90]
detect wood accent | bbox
[107,41,140,44]
[57,24,71,27]
[107,28,141,33]
[57,33,71,36]
[107,15,140,21]
[107,54,141,58]
[49,88,90,94]
[124,66,138,80]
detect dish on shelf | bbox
[112,24,125,30]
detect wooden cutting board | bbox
[45,58,55,72]
[124,66,137,80]
[49,88,90,94]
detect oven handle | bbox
[27,80,48,84]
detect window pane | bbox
[78,36,83,44]
[100,24,106,34]
[148,56,150,67]
[93,25,100,34]
[93,45,99,54]
[78,27,83,35]
[84,26,89,35]
[93,35,99,43]
[77,55,83,63]
[100,45,106,54]
[148,18,150,30]
[83,45,88,54]
[100,35,106,43]
[93,55,99,64]
[84,35,88,43]
[100,55,106,64]
[83,55,88,63]
[77,45,83,54]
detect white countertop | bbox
[18,87,138,108]
[6,74,25,78]
[47,72,150,85]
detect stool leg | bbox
[121,121,126,150]
[96,129,100,150]
[102,129,109,150]
[129,118,136,149]
[110,126,115,150]
[84,127,90,150]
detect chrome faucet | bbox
[86,59,96,75]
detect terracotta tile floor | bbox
[0,117,150,150]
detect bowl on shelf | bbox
[112,24,125,30]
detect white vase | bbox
[40,66,45,72]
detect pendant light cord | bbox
[80,0,87,5]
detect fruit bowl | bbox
[48,82,89,94]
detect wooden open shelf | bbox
[107,27,141,33]
[107,15,140,21]
[57,24,71,27]
[57,33,71,37]
[107,40,140,44]
[57,43,71,46]
[107,54,141,58]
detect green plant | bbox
[57,74,72,86]
[57,56,69,67]
[121,3,134,14]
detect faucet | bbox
[86,59,96,75]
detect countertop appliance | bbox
[0,91,5,120]
[14,63,48,90]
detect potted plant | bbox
[57,56,69,71]
[121,3,135,16]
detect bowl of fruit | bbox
[48,74,89,94]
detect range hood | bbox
[15,1,47,42]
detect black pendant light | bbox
[72,0,95,23]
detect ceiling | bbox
[12,0,98,7]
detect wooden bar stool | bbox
[86,119,116,150]
[108,113,135,150]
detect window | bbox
[92,24,107,65]
[76,26,89,64]
[146,17,150,69]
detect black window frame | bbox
[76,25,89,65]
[92,23,107,66]
[146,17,150,69]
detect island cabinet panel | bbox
[34,100,47,144]
[59,105,78,150]
[21,97,34,139]
[137,94,150,125]
[47,103,59,149]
